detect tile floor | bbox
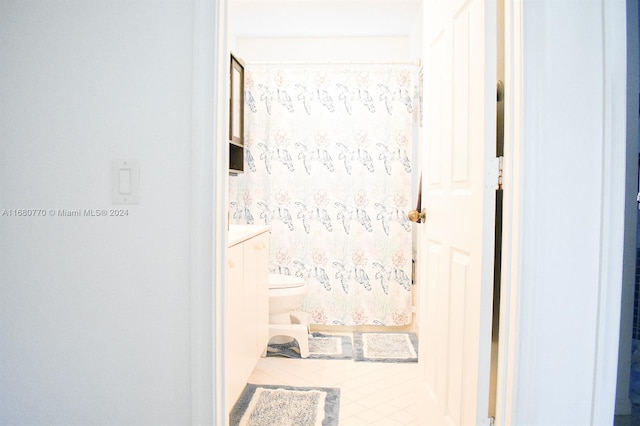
[244,334,640,426]
[246,355,423,425]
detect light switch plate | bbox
[112,160,140,204]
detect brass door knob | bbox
[408,209,426,223]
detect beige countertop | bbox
[228,224,271,247]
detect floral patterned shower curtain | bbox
[230,65,418,326]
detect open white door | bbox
[417,0,496,425]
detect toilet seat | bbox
[268,274,305,289]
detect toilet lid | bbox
[268,274,305,289]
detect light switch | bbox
[112,160,140,204]
[119,169,131,194]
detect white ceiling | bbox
[228,0,422,38]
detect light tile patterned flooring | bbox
[246,355,423,425]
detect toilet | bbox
[265,273,310,358]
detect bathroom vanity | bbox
[226,225,270,414]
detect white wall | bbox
[228,0,422,62]
[0,1,195,424]
[234,36,416,63]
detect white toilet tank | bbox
[267,274,308,317]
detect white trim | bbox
[592,0,627,422]
[495,1,524,424]
[215,1,229,424]
[190,0,226,425]
[498,1,628,424]
[214,1,229,424]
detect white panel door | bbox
[418,0,496,425]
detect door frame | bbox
[191,0,628,424]
[492,1,523,423]
[495,0,627,424]
[190,0,228,424]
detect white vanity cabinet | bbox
[226,227,270,415]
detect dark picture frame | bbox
[229,53,244,146]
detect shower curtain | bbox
[230,65,418,326]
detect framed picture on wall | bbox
[229,53,244,146]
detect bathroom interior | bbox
[225,0,425,422]
[224,0,640,424]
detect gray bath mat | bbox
[229,384,340,426]
[265,332,353,360]
[353,332,419,362]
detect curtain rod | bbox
[245,60,422,66]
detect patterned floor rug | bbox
[353,332,419,362]
[265,332,353,360]
[229,384,340,426]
